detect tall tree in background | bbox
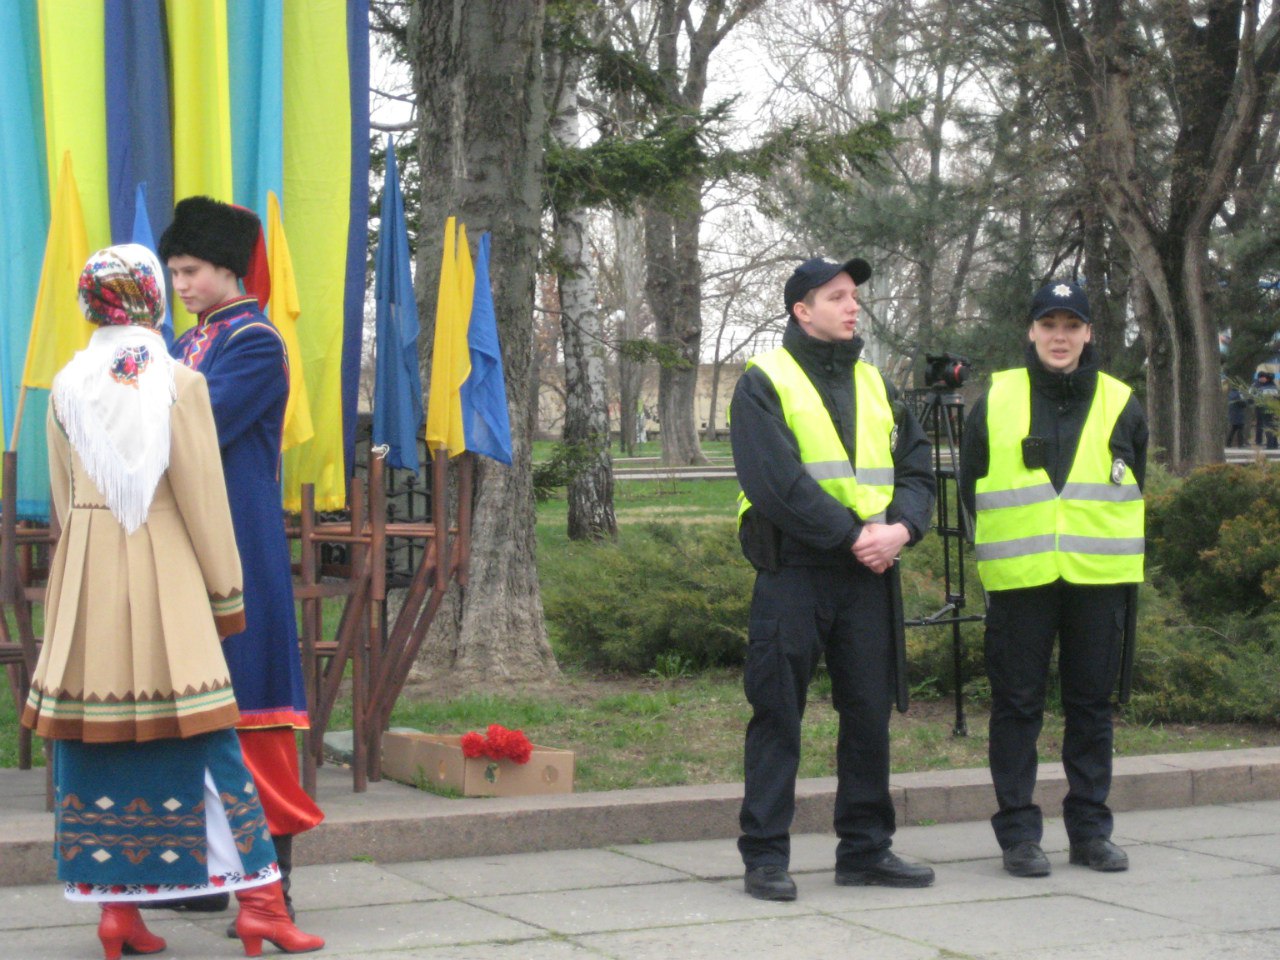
[636,0,765,466]
[1219,107,1280,380]
[408,0,558,681]
[546,5,618,541]
[1037,0,1280,470]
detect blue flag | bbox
[372,136,423,472]
[461,232,512,465]
[129,182,173,349]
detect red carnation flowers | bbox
[460,724,533,764]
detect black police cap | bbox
[784,256,871,319]
[1029,279,1091,324]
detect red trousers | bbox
[237,728,324,836]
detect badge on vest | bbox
[1111,458,1126,484]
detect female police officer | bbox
[959,280,1147,878]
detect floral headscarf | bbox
[77,243,167,328]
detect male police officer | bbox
[960,280,1147,878]
[730,257,935,901]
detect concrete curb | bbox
[4,746,1279,887]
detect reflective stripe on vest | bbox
[974,368,1144,589]
[736,348,895,525]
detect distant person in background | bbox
[1226,383,1248,448]
[1253,371,1278,450]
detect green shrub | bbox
[1146,461,1280,617]
[544,513,988,690]
[544,521,753,672]
[540,483,1280,732]
[1124,585,1280,724]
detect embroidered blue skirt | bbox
[54,729,279,901]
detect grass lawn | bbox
[326,669,1280,795]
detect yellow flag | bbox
[266,191,314,451]
[424,217,472,456]
[167,0,233,337]
[22,151,92,390]
[456,221,475,347]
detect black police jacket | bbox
[730,321,935,570]
[958,343,1149,529]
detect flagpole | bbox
[7,385,28,453]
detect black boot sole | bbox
[1004,860,1051,878]
[835,871,934,888]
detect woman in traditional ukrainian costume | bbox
[21,245,323,958]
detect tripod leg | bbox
[951,617,967,737]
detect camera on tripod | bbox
[924,353,972,391]
[906,359,985,737]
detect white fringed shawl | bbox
[51,325,176,534]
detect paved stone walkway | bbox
[5,798,1280,959]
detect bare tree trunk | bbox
[613,211,648,456]
[533,272,562,442]
[1131,272,1175,452]
[704,353,723,444]
[408,0,558,681]
[1081,201,1129,369]
[548,46,617,540]
[667,200,708,464]
[643,199,707,465]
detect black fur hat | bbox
[158,196,261,278]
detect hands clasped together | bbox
[851,521,910,574]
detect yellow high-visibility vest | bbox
[974,368,1144,590]
[737,348,895,524]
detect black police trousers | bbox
[738,563,895,872]
[984,579,1127,849]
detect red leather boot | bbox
[234,881,324,956]
[97,903,167,960]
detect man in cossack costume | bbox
[159,196,323,923]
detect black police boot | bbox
[1069,837,1129,872]
[835,851,935,888]
[744,865,797,901]
[1003,840,1051,878]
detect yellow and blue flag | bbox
[372,138,423,472]
[460,233,512,465]
[425,218,472,457]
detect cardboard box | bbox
[381,732,574,797]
